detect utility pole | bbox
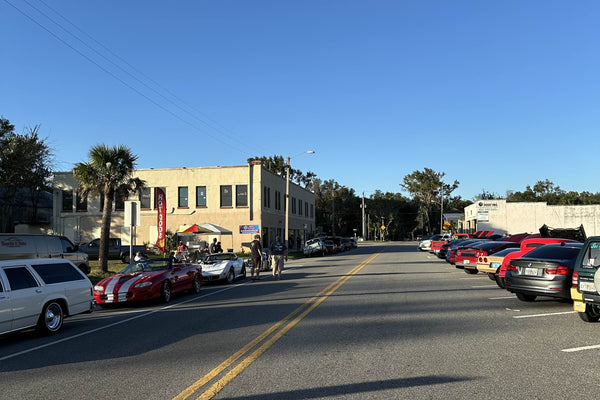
[361,192,366,240]
[440,182,444,233]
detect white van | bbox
[0,258,94,335]
[0,234,90,274]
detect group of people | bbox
[249,234,288,281]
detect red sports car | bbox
[93,258,202,305]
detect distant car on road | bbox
[304,238,327,257]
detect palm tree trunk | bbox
[99,190,113,273]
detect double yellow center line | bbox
[174,252,380,400]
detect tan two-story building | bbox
[52,161,316,253]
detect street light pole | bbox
[285,150,315,248]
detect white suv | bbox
[0,259,94,336]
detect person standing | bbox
[249,234,262,280]
[209,238,217,254]
[269,235,288,280]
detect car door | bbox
[0,274,12,334]
[2,265,43,331]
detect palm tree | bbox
[73,144,145,273]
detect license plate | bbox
[463,260,470,264]
[580,281,597,293]
[490,262,499,269]
[524,267,538,276]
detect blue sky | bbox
[2,1,598,200]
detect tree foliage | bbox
[0,118,53,232]
[247,155,316,188]
[506,179,600,205]
[73,144,145,272]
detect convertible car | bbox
[199,252,246,283]
[93,258,202,305]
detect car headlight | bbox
[134,281,153,289]
[93,285,104,292]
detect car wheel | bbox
[487,273,496,281]
[78,264,91,275]
[161,280,172,303]
[241,265,247,279]
[578,304,600,322]
[226,268,235,284]
[495,276,506,289]
[37,301,64,335]
[516,293,536,302]
[191,274,201,294]
[121,254,130,264]
[464,269,478,275]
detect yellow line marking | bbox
[174,253,379,400]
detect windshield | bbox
[120,259,171,273]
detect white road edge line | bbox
[489,296,515,300]
[0,284,238,362]
[513,311,576,319]
[562,344,600,353]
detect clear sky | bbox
[2,1,598,200]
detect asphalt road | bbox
[1,242,600,399]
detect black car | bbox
[505,242,583,302]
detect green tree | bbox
[73,144,145,272]
[247,155,316,189]
[0,119,53,232]
[401,168,458,234]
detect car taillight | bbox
[483,257,488,263]
[507,263,518,272]
[546,265,570,275]
[572,270,578,288]
[478,257,483,262]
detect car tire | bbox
[78,264,91,275]
[487,273,496,281]
[121,253,130,264]
[191,274,201,294]
[37,301,64,335]
[516,293,536,302]
[226,268,235,284]
[464,269,478,275]
[241,265,247,279]
[495,275,506,289]
[579,304,600,322]
[161,280,172,303]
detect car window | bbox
[524,244,582,260]
[60,237,77,253]
[0,280,3,292]
[4,266,39,290]
[581,242,600,268]
[493,248,520,257]
[31,262,84,284]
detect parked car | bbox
[339,238,352,251]
[430,233,470,255]
[93,258,202,305]
[457,241,519,274]
[445,239,483,264]
[496,238,579,289]
[324,240,336,254]
[505,242,583,302]
[0,233,90,274]
[304,238,327,257]
[0,258,94,335]
[78,237,147,263]
[199,252,246,283]
[571,236,600,322]
[419,234,447,252]
[476,247,521,281]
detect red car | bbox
[456,241,520,274]
[93,258,202,306]
[495,238,577,288]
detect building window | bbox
[236,185,248,207]
[263,186,271,208]
[140,188,151,209]
[76,193,87,212]
[291,197,297,214]
[298,200,303,216]
[220,185,232,207]
[178,187,188,208]
[275,190,281,210]
[305,202,309,217]
[115,193,125,211]
[196,186,207,207]
[62,190,73,212]
[154,188,166,210]
[310,204,314,218]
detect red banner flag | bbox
[155,188,166,252]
